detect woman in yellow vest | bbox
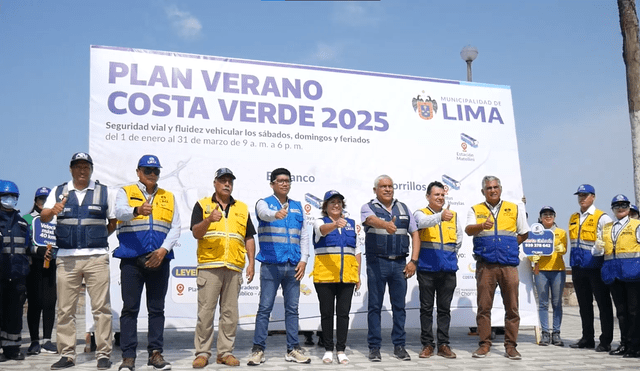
[312,190,361,365]
[529,206,567,347]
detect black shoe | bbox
[595,343,611,352]
[393,345,411,361]
[28,341,42,355]
[570,338,595,349]
[610,344,626,355]
[623,349,640,358]
[0,353,6,362]
[368,348,381,362]
[97,358,112,370]
[42,341,58,354]
[51,357,75,370]
[539,331,550,346]
[6,351,26,360]
[551,332,564,346]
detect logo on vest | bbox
[88,205,102,211]
[412,94,438,120]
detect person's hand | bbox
[137,195,153,216]
[275,205,288,220]
[355,280,361,291]
[207,203,223,223]
[441,204,453,222]
[51,195,67,215]
[294,261,307,281]
[482,213,494,230]
[403,260,416,278]
[592,239,605,256]
[335,218,347,228]
[245,264,255,284]
[554,243,565,253]
[385,216,397,234]
[528,254,541,264]
[145,248,168,269]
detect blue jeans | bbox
[119,258,170,358]
[533,270,565,333]
[366,256,407,349]
[252,263,300,351]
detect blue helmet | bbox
[611,194,630,206]
[631,204,639,214]
[0,180,20,196]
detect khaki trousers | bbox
[475,261,520,349]
[56,254,112,360]
[194,268,242,358]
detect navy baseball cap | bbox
[611,194,631,206]
[70,152,93,166]
[324,190,344,201]
[539,206,555,215]
[34,187,51,198]
[574,184,595,195]
[138,155,162,168]
[215,168,236,180]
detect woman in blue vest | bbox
[312,190,361,365]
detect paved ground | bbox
[5,303,640,371]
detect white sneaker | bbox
[285,348,310,364]
[247,349,265,366]
[322,351,333,364]
[337,351,349,364]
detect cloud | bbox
[332,3,382,27]
[165,4,202,39]
[300,41,349,65]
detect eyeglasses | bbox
[273,179,291,185]
[541,213,555,217]
[612,204,630,211]
[141,167,160,176]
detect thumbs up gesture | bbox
[441,204,453,222]
[207,202,223,223]
[482,213,494,230]
[385,216,398,234]
[51,194,68,215]
[275,203,289,220]
[137,195,154,216]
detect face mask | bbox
[1,195,18,210]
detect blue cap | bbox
[215,168,235,180]
[35,187,51,198]
[138,154,162,168]
[323,190,344,201]
[611,194,631,206]
[574,184,595,195]
[70,152,93,166]
[539,206,555,215]
[0,180,20,196]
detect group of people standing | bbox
[1,152,639,370]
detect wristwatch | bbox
[410,259,418,266]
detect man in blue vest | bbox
[247,168,311,365]
[41,152,117,370]
[413,181,462,359]
[361,175,420,362]
[113,155,181,371]
[0,180,31,362]
[465,176,529,360]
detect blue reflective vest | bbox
[55,182,109,250]
[569,210,605,269]
[364,200,410,257]
[256,196,303,264]
[114,185,175,259]
[0,209,31,280]
[417,207,459,272]
[471,201,520,266]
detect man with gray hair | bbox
[361,175,420,362]
[465,176,529,360]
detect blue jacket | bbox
[256,195,303,264]
[0,209,31,280]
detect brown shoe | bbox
[504,347,521,360]
[192,355,209,368]
[217,354,240,367]
[437,344,456,359]
[472,346,490,358]
[419,345,434,358]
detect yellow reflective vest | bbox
[196,197,248,272]
[537,227,567,271]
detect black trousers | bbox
[26,258,57,341]
[314,282,355,352]
[572,266,614,345]
[609,279,640,350]
[1,276,27,353]
[417,271,456,347]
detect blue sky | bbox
[1,0,635,227]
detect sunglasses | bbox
[141,167,160,176]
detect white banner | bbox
[89,45,537,332]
